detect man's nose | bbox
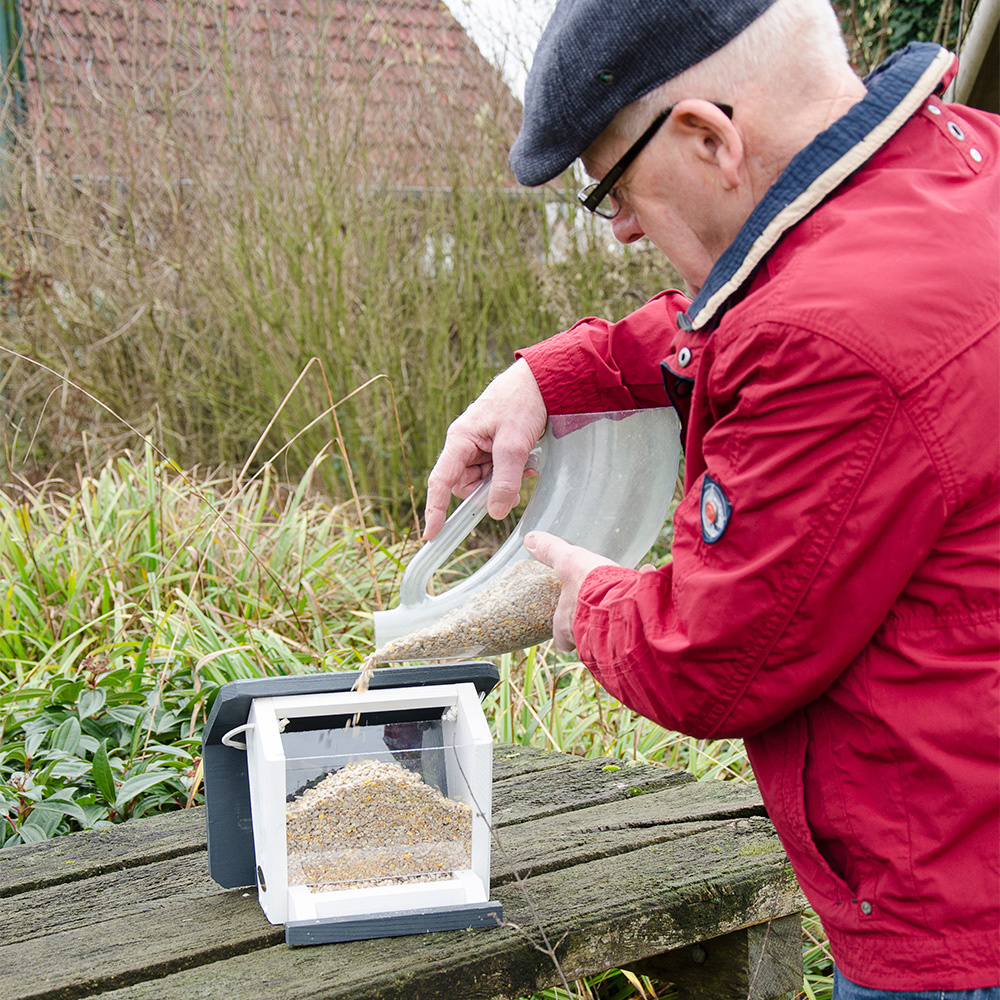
[611,206,644,244]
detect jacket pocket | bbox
[747,710,857,906]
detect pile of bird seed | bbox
[285,757,472,891]
[374,558,562,662]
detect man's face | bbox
[580,102,746,295]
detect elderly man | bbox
[422,0,999,995]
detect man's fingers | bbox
[524,532,606,652]
[523,532,572,649]
[423,434,490,539]
[423,466,455,539]
[522,530,564,569]
[483,418,542,519]
[422,359,547,539]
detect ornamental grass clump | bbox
[0,1,677,521]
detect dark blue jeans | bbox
[834,970,1000,999]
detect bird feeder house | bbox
[202,663,501,946]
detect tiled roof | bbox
[17,0,523,187]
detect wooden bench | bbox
[0,744,806,1000]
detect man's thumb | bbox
[524,530,556,566]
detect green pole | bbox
[0,0,26,150]
[0,1,24,313]
[0,0,28,139]
[0,0,25,210]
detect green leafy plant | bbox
[1,663,199,845]
[0,447,401,846]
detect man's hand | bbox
[423,359,547,540]
[524,531,618,651]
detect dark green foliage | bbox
[0,665,199,846]
[839,0,977,72]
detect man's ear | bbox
[670,99,745,191]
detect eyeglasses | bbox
[578,102,734,219]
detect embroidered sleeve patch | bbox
[700,474,732,544]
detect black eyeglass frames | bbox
[578,102,734,219]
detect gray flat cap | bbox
[509,0,779,186]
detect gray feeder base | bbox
[285,901,504,946]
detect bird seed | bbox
[285,757,472,892]
[374,557,562,663]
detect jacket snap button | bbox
[947,121,965,141]
[971,148,983,163]
[860,900,873,915]
[677,347,693,368]
[927,104,941,115]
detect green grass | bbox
[0,452,833,998]
[0,448,392,838]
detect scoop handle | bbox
[401,477,495,607]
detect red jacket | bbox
[517,47,999,989]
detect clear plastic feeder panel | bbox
[244,685,492,927]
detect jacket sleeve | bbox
[574,318,947,739]
[514,290,690,414]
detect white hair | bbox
[610,0,852,139]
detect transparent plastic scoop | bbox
[373,407,681,659]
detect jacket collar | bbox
[677,43,957,334]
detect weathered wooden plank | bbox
[83,821,804,1000]
[0,746,705,898]
[0,890,283,1000]
[492,755,695,827]
[0,809,205,898]
[628,913,803,1000]
[2,853,224,945]
[491,744,577,781]
[0,816,803,1000]
[492,745,695,788]
[2,783,761,944]
[491,781,765,886]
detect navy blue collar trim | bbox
[679,42,951,334]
